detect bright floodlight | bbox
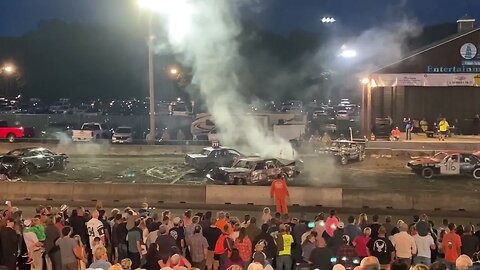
[3,65,15,74]
[170,68,178,75]
[339,49,357,58]
[361,78,369,84]
[321,17,336,23]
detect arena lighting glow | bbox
[361,78,369,84]
[137,0,194,45]
[339,49,357,58]
[321,17,336,23]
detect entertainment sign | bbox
[370,73,480,87]
[427,43,480,73]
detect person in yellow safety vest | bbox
[438,118,449,141]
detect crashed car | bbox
[407,151,480,180]
[316,139,366,165]
[206,157,301,185]
[185,146,242,171]
[0,147,69,176]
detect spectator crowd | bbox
[1,201,480,270]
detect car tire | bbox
[340,156,348,165]
[20,164,35,176]
[421,167,434,179]
[241,179,247,185]
[473,168,480,180]
[358,154,365,161]
[204,163,217,172]
[233,178,240,185]
[7,133,16,143]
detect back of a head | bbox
[171,254,181,266]
[94,246,107,261]
[333,264,346,270]
[348,216,355,224]
[108,264,123,270]
[456,254,473,270]
[372,214,379,222]
[411,264,429,270]
[448,222,456,231]
[250,217,257,224]
[399,222,409,232]
[360,256,380,270]
[261,223,269,233]
[385,216,392,223]
[429,261,447,270]
[390,260,409,270]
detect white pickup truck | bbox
[72,122,112,142]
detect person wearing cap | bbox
[187,225,208,270]
[336,234,358,270]
[413,223,435,266]
[169,217,185,252]
[0,217,19,270]
[156,225,177,263]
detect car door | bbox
[226,149,241,166]
[251,161,268,183]
[40,149,58,170]
[459,154,475,174]
[440,154,460,175]
[27,150,48,171]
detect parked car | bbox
[185,146,242,171]
[72,122,112,142]
[112,126,134,144]
[0,120,35,143]
[336,110,350,120]
[407,151,480,180]
[0,106,21,114]
[316,139,366,165]
[0,147,68,176]
[206,157,301,185]
[40,122,75,141]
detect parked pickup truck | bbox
[0,120,35,143]
[72,122,112,142]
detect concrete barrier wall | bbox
[0,143,205,156]
[0,182,477,212]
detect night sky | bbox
[1,0,480,37]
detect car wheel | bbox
[7,133,16,143]
[421,167,434,179]
[204,163,217,172]
[340,156,348,165]
[96,134,100,140]
[473,168,480,180]
[241,179,247,185]
[20,164,35,176]
[233,178,240,185]
[358,154,365,161]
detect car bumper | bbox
[72,137,94,142]
[112,138,133,143]
[205,174,231,185]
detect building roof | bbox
[371,27,480,74]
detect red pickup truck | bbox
[0,120,35,142]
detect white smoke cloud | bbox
[152,0,295,159]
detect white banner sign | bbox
[370,73,480,87]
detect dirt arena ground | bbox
[14,153,480,192]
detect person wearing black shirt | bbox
[0,218,20,270]
[309,245,334,270]
[366,226,395,268]
[116,217,129,261]
[69,208,89,248]
[203,221,222,270]
[368,215,382,239]
[252,224,277,264]
[45,216,61,270]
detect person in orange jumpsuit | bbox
[270,174,290,214]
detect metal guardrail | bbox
[0,138,212,146]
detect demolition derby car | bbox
[407,151,480,179]
[185,146,242,171]
[206,157,302,185]
[315,139,366,165]
[0,147,69,176]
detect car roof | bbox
[202,146,234,151]
[8,147,50,153]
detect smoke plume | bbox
[154,0,295,159]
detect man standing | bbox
[169,217,185,252]
[55,227,78,270]
[345,216,362,242]
[45,216,61,270]
[245,217,261,244]
[188,225,209,270]
[155,225,176,263]
[270,174,290,214]
[368,215,382,239]
[203,219,222,270]
[0,218,20,270]
[69,207,88,250]
[276,225,294,270]
[367,226,395,269]
[438,118,450,141]
[443,223,462,270]
[127,219,143,269]
[460,225,479,258]
[86,210,106,250]
[392,222,416,267]
[413,225,435,266]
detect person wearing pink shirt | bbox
[354,227,371,260]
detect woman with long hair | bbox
[144,244,160,270]
[224,248,245,270]
[73,235,87,270]
[233,228,252,267]
[356,213,368,231]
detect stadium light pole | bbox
[361,78,369,136]
[138,0,157,144]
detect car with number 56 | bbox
[407,151,480,180]
[0,147,69,176]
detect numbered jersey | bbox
[86,218,105,248]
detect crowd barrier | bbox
[0,182,478,213]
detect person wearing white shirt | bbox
[392,223,417,267]
[413,233,435,266]
[87,211,106,250]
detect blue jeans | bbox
[118,244,128,261]
[414,256,431,266]
[277,255,292,270]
